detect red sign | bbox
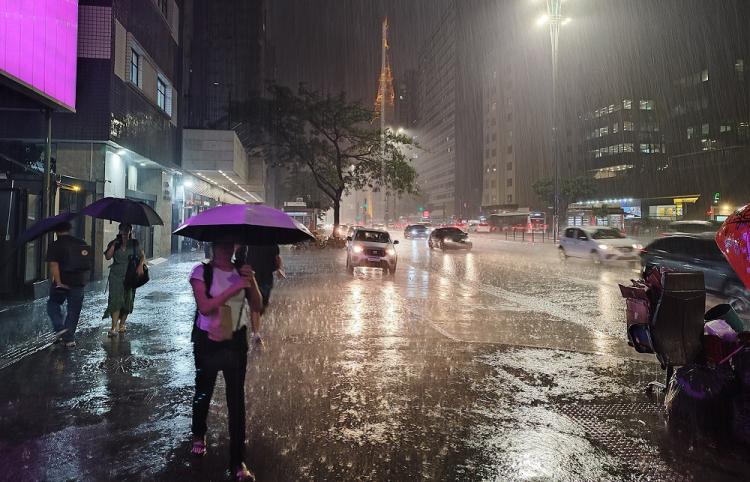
[423,211,430,218]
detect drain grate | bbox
[71,389,157,410]
[98,356,155,373]
[568,402,663,418]
[561,403,691,481]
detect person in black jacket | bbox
[46,221,90,347]
[235,244,283,344]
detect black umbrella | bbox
[13,211,78,247]
[82,197,164,226]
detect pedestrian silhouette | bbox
[235,244,282,344]
[46,221,91,347]
[189,235,262,481]
[103,223,145,337]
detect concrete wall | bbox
[139,169,174,259]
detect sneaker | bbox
[65,341,76,348]
[253,333,263,345]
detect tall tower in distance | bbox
[375,17,394,222]
[375,17,395,123]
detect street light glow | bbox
[562,17,572,25]
[536,15,549,25]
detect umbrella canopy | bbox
[82,197,164,226]
[14,211,78,247]
[172,204,315,245]
[716,203,750,291]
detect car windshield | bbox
[355,230,391,243]
[412,225,427,231]
[589,228,625,240]
[443,228,464,235]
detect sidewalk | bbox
[0,256,171,371]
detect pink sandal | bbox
[191,436,206,457]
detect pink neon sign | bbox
[0,0,79,111]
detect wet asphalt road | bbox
[0,234,748,481]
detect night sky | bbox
[267,0,452,104]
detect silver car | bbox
[346,228,399,274]
[559,227,642,264]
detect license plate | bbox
[367,256,381,262]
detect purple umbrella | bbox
[172,204,315,245]
[1,212,79,268]
[82,197,163,226]
[13,211,78,247]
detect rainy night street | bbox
[0,236,748,482]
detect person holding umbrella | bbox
[189,234,262,481]
[103,223,145,336]
[46,221,91,347]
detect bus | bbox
[488,211,547,233]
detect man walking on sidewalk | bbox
[46,221,91,347]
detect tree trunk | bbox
[332,197,341,235]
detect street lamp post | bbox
[538,1,571,241]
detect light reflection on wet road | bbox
[0,237,747,481]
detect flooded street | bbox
[0,239,747,481]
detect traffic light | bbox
[419,206,423,212]
[356,216,360,220]
[714,192,720,204]
[364,202,368,209]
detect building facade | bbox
[416,9,457,220]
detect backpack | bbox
[62,243,92,273]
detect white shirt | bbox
[190,263,249,332]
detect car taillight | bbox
[638,249,647,253]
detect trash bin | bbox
[651,271,706,367]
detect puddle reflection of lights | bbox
[594,270,620,354]
[439,272,451,300]
[464,253,477,282]
[347,285,364,336]
[381,284,398,335]
[406,266,430,299]
[441,252,455,276]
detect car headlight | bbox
[598,244,610,250]
[444,238,453,243]
[633,243,643,249]
[353,244,363,253]
[386,248,395,255]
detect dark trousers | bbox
[47,284,85,343]
[192,327,248,469]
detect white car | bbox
[474,222,491,233]
[346,228,399,274]
[558,227,642,264]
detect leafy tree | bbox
[396,190,431,218]
[283,168,334,217]
[590,204,610,219]
[532,176,597,225]
[236,84,420,230]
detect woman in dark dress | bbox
[104,223,145,336]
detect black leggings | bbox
[192,327,248,468]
